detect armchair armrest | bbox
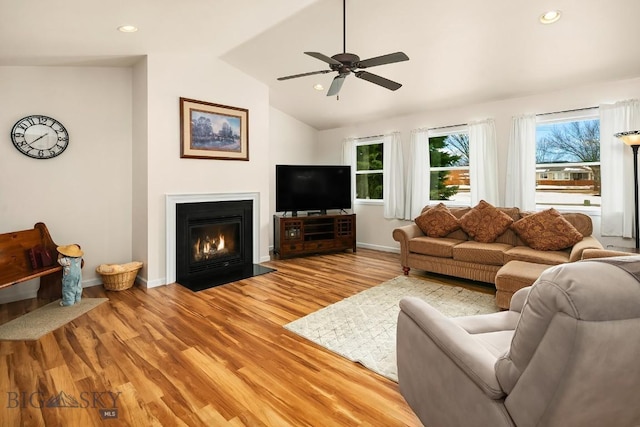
[398,297,505,399]
[569,236,604,262]
[581,248,639,260]
[509,286,531,313]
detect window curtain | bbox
[600,99,640,237]
[382,132,405,219]
[342,137,357,207]
[468,119,499,206]
[405,128,430,220]
[505,114,537,210]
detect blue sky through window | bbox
[536,119,599,163]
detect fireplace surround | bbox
[166,192,273,290]
[176,199,253,288]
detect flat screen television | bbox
[276,165,351,215]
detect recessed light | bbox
[117,25,138,33]
[313,84,324,91]
[540,10,561,24]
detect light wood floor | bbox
[0,249,494,426]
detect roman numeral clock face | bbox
[11,115,69,159]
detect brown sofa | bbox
[393,204,604,306]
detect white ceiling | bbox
[2,0,639,130]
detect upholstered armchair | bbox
[397,258,640,427]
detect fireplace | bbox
[174,198,272,291]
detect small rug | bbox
[0,298,108,341]
[284,276,499,382]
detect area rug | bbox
[284,276,499,382]
[0,298,108,341]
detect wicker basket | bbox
[96,261,143,291]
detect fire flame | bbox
[217,234,225,250]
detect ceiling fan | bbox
[277,0,409,97]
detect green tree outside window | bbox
[356,142,383,199]
[429,136,464,200]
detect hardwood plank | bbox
[0,248,492,426]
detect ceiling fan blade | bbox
[355,71,402,91]
[327,74,347,97]
[277,70,332,81]
[305,52,343,66]
[356,52,409,69]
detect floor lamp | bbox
[615,130,640,249]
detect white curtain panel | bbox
[600,99,640,237]
[342,137,357,207]
[382,132,405,219]
[405,129,430,219]
[505,114,537,210]
[469,119,499,206]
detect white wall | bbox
[268,107,318,247]
[0,57,318,300]
[140,53,273,286]
[0,66,133,303]
[131,57,149,281]
[318,76,640,252]
[5,62,636,302]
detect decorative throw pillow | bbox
[459,200,514,243]
[414,203,460,237]
[511,208,583,251]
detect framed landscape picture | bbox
[180,97,249,160]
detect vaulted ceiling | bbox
[3,0,639,130]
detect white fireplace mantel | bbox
[165,192,260,285]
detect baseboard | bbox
[0,278,102,304]
[356,242,400,254]
[82,278,102,288]
[138,276,166,289]
[0,286,38,304]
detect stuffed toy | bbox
[57,244,84,306]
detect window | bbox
[428,127,470,205]
[535,109,600,208]
[355,140,383,200]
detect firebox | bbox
[176,199,260,290]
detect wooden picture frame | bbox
[180,97,249,160]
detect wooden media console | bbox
[273,213,356,259]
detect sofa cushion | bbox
[453,241,513,266]
[445,228,469,241]
[414,203,461,237]
[459,200,515,243]
[408,236,464,258]
[493,207,521,246]
[504,246,570,265]
[511,208,583,250]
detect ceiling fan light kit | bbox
[277,0,409,97]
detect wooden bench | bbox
[0,222,63,300]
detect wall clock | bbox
[10,115,69,159]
